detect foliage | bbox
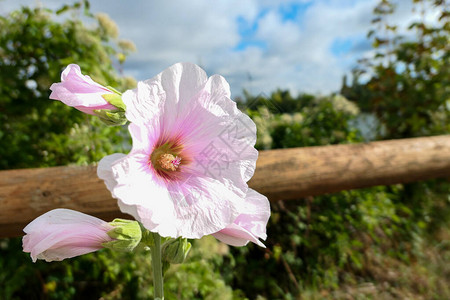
[342,0,449,139]
[229,92,407,298]
[0,2,136,169]
[339,2,450,297]
[227,88,449,299]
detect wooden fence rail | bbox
[1,135,449,238]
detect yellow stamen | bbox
[158,153,178,171]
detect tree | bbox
[342,0,449,139]
[0,1,136,169]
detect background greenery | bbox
[0,0,448,299]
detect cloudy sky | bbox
[0,0,442,98]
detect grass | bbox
[299,227,450,300]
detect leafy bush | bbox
[0,4,243,300]
[0,3,135,169]
[227,89,449,299]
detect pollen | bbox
[158,154,181,171]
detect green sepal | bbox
[101,93,126,110]
[161,237,191,265]
[140,226,156,248]
[106,85,122,95]
[93,109,127,126]
[162,260,171,275]
[102,219,142,252]
[141,228,171,248]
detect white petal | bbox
[23,208,106,233]
[97,153,127,194]
[234,189,271,240]
[123,62,208,126]
[213,223,265,248]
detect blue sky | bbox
[0,0,441,98]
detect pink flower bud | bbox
[49,64,116,115]
[23,209,114,262]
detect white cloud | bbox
[218,0,378,95]
[0,0,444,99]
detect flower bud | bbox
[50,64,118,115]
[22,209,114,262]
[161,238,191,264]
[102,219,142,252]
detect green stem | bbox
[150,233,164,300]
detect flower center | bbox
[149,142,184,176]
[158,153,181,171]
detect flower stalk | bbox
[150,232,164,300]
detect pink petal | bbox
[123,62,208,126]
[49,64,115,114]
[122,63,257,194]
[23,209,113,262]
[97,153,127,193]
[35,245,104,262]
[132,175,242,238]
[98,153,142,220]
[234,189,271,240]
[128,122,158,154]
[213,223,265,247]
[100,151,242,238]
[213,189,270,247]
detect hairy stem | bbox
[151,233,164,300]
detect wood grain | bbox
[250,135,450,200]
[1,135,449,238]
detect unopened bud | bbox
[161,238,191,264]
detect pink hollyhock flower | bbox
[212,189,270,247]
[98,62,270,243]
[49,64,116,115]
[23,209,114,262]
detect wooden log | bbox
[249,135,450,200]
[0,135,449,238]
[0,165,130,239]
